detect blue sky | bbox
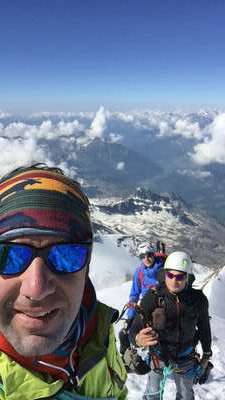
[1,0,225,112]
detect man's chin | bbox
[168,286,182,294]
[8,333,62,356]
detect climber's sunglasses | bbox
[140,252,154,259]
[165,271,187,281]
[0,242,92,276]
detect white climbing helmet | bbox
[138,243,155,257]
[164,251,193,274]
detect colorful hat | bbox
[0,166,92,243]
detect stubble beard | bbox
[1,322,69,356]
[0,307,77,356]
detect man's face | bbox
[165,270,187,293]
[141,253,155,267]
[0,235,87,356]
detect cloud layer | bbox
[192,113,225,165]
[0,107,225,178]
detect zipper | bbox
[175,295,181,357]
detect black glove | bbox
[123,348,151,375]
[194,352,213,384]
[198,360,214,384]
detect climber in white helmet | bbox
[130,250,212,400]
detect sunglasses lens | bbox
[176,274,186,281]
[166,271,186,281]
[48,244,89,273]
[0,244,32,275]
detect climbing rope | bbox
[144,364,173,400]
[143,358,205,399]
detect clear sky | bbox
[1,0,225,113]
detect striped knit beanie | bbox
[0,166,93,242]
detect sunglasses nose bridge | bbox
[20,255,56,300]
[30,247,51,268]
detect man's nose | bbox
[20,257,56,301]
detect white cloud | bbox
[76,106,108,146]
[4,122,29,138]
[56,162,78,178]
[109,132,122,143]
[0,137,49,177]
[36,120,54,139]
[0,111,11,119]
[114,112,134,123]
[0,108,211,145]
[123,110,203,140]
[57,120,84,136]
[191,113,225,165]
[174,119,201,139]
[30,111,82,118]
[28,120,83,140]
[1,108,225,174]
[0,118,84,143]
[158,121,169,135]
[116,162,125,170]
[86,106,107,140]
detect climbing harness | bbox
[143,350,213,399]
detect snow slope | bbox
[90,235,139,290]
[91,235,225,400]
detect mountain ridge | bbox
[91,187,225,267]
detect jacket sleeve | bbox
[126,268,142,319]
[197,293,212,354]
[129,268,141,303]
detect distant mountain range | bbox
[36,131,225,223]
[73,137,225,224]
[91,187,225,268]
[75,138,162,194]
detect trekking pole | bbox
[116,302,137,323]
[156,240,160,253]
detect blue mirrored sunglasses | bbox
[0,242,92,275]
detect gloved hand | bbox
[123,347,151,375]
[194,352,213,384]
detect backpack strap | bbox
[137,268,144,288]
